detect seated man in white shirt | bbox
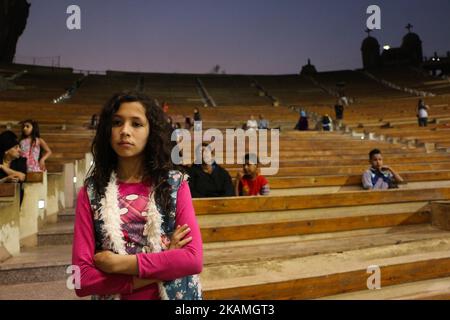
[246,115,258,131]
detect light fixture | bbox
[38,200,45,209]
[383,45,391,50]
[73,177,77,184]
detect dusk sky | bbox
[16,0,450,74]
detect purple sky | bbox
[15,0,450,74]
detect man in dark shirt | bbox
[187,143,234,198]
[334,104,344,120]
[0,130,27,204]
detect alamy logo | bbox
[66,5,81,30]
[171,122,280,175]
[366,5,381,30]
[367,265,381,290]
[66,265,81,290]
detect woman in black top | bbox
[0,131,27,204]
[187,143,234,198]
[193,108,202,122]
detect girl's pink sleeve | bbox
[72,187,134,297]
[136,181,203,281]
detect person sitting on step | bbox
[417,99,430,127]
[234,153,270,196]
[321,114,332,131]
[295,110,309,131]
[258,114,269,130]
[187,142,234,198]
[246,115,258,131]
[362,149,404,190]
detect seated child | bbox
[362,149,404,190]
[235,153,270,196]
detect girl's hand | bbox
[39,159,46,171]
[94,250,118,273]
[169,224,192,250]
[5,176,19,183]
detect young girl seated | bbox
[234,153,270,196]
[72,92,203,300]
[19,120,52,172]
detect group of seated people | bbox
[186,143,270,198]
[293,109,332,132]
[0,119,404,205]
[186,143,405,199]
[243,114,271,131]
[168,107,203,142]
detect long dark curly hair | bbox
[85,91,180,214]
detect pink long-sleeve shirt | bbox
[72,180,203,300]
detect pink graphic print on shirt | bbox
[118,192,171,255]
[20,138,41,172]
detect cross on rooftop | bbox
[406,23,413,33]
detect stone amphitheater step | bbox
[57,208,75,223]
[2,224,450,300]
[318,276,450,300]
[225,163,450,177]
[202,236,450,299]
[0,244,71,285]
[41,201,431,244]
[199,201,432,242]
[267,171,450,189]
[270,180,450,196]
[193,187,450,215]
[0,280,88,300]
[38,221,74,246]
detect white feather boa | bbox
[100,172,170,300]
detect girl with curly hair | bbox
[72,92,203,300]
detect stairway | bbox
[2,202,450,300]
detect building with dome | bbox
[361,29,381,69]
[362,24,425,69]
[401,24,424,64]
